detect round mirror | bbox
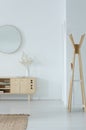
[0,25,22,53]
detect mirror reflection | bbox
[0,25,22,53]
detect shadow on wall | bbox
[31,78,49,100]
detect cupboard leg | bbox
[28,95,30,101]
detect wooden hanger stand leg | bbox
[78,52,86,111]
[68,53,75,112]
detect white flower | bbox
[20,52,33,66]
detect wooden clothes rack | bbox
[68,33,86,112]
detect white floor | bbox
[0,100,86,130]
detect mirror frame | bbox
[0,25,22,54]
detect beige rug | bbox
[0,114,29,130]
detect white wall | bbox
[0,0,65,100]
[66,0,86,107]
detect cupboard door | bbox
[20,78,29,94]
[10,78,20,93]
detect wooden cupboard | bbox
[0,77,36,94]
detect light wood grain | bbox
[10,78,36,94]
